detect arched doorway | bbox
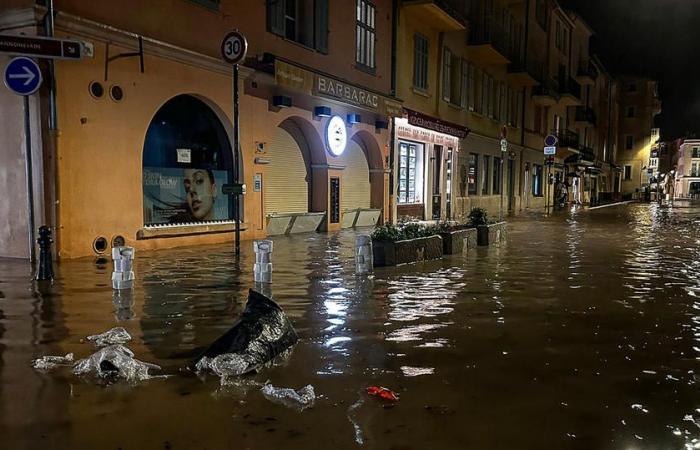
[142,95,238,226]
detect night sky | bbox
[562,0,700,140]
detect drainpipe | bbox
[519,0,531,209]
[388,0,398,223]
[45,0,60,260]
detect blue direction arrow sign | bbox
[4,56,42,95]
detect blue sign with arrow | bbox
[4,56,42,96]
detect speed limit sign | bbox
[221,31,248,65]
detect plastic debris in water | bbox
[73,345,160,381]
[261,384,315,411]
[366,386,399,402]
[191,290,298,380]
[86,327,132,347]
[31,353,74,370]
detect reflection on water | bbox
[3,205,700,448]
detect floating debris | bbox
[73,345,160,381]
[366,386,399,402]
[31,353,74,370]
[261,384,315,411]
[86,327,132,347]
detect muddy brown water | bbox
[2,204,700,449]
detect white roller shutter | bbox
[265,127,308,215]
[338,141,371,211]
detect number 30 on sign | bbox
[221,31,248,65]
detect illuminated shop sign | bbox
[326,115,347,156]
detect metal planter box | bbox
[372,235,443,267]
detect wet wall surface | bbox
[2,204,700,449]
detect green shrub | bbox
[371,222,442,242]
[467,207,489,227]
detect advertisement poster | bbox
[143,167,231,225]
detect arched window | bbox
[142,95,235,226]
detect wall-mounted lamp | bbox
[314,106,332,117]
[272,95,292,108]
[347,113,362,124]
[375,120,388,130]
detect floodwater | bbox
[2,204,700,449]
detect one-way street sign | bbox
[0,34,82,60]
[4,57,42,96]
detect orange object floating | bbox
[366,386,399,402]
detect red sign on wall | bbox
[405,108,469,139]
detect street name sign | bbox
[4,57,42,96]
[500,138,508,152]
[221,31,248,65]
[0,34,82,60]
[222,183,246,195]
[544,146,556,155]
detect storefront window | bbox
[468,153,478,195]
[482,155,490,195]
[398,141,424,204]
[142,95,234,226]
[493,157,502,194]
[533,164,543,197]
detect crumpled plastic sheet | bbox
[260,384,315,411]
[196,347,295,385]
[31,353,74,371]
[86,327,132,346]
[73,345,161,381]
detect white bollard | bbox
[112,246,135,290]
[355,235,373,275]
[254,240,273,284]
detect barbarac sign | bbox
[406,108,469,139]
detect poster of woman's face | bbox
[143,167,230,225]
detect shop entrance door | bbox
[432,145,443,220]
[507,159,515,212]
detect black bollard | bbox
[36,226,54,281]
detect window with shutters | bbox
[267,0,328,53]
[482,155,490,195]
[624,165,632,180]
[460,60,469,108]
[467,63,476,111]
[625,135,634,150]
[356,0,376,70]
[468,153,479,195]
[442,47,451,101]
[413,33,429,90]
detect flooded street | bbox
[3,203,700,449]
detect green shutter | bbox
[267,0,285,36]
[315,0,329,53]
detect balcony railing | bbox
[468,14,511,59]
[574,106,597,126]
[577,61,598,81]
[554,129,579,149]
[533,77,560,100]
[559,77,582,100]
[579,146,596,162]
[508,57,543,82]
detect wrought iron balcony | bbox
[575,61,598,86]
[532,77,560,105]
[559,77,582,106]
[507,57,542,87]
[554,129,580,150]
[579,146,596,162]
[574,106,597,127]
[403,0,467,30]
[467,14,512,64]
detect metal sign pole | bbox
[233,63,241,257]
[500,158,504,222]
[23,95,36,263]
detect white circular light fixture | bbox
[325,115,347,156]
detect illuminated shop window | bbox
[398,141,424,204]
[142,95,235,226]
